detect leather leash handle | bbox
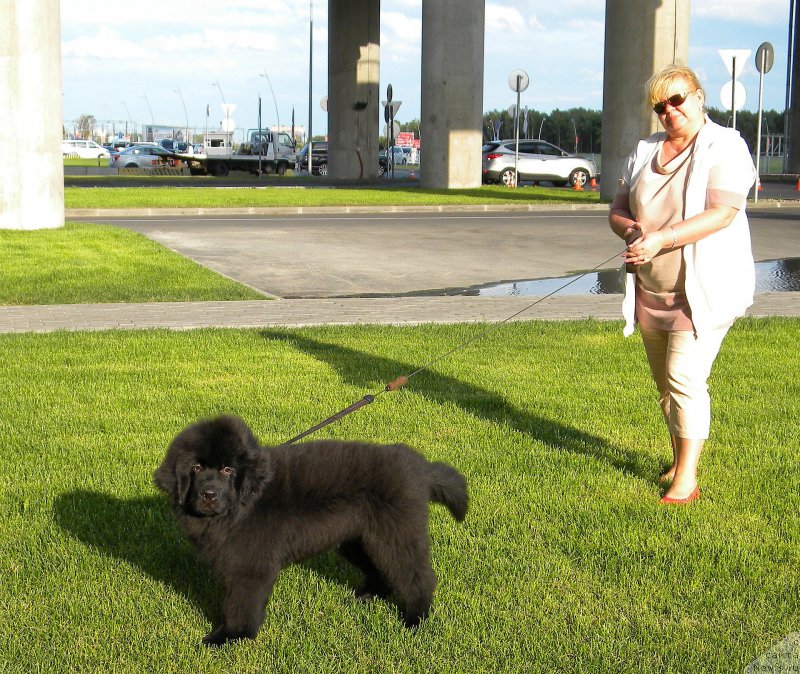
[282,395,375,446]
[282,375,411,446]
[384,376,408,391]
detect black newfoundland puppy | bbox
[154,414,468,646]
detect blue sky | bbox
[60,0,791,138]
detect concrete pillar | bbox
[420,0,485,189]
[600,0,690,200]
[0,0,64,229]
[328,0,380,180]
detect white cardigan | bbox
[619,119,756,337]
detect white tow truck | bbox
[187,129,297,177]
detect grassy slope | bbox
[0,222,265,305]
[64,185,601,209]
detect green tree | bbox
[75,114,96,140]
[483,107,602,155]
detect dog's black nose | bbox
[201,490,217,503]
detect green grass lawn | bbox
[0,222,265,305]
[1,319,798,673]
[64,157,110,168]
[65,184,601,210]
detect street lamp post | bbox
[142,94,155,141]
[307,0,313,173]
[260,69,280,134]
[211,79,230,140]
[571,118,578,154]
[174,87,189,142]
[212,79,226,104]
[121,100,134,140]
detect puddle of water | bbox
[461,258,800,297]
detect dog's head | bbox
[154,415,272,520]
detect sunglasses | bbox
[652,91,694,115]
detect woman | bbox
[608,65,756,504]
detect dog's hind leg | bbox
[362,526,437,628]
[338,539,391,600]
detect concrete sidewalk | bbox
[0,293,797,334]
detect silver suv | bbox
[482,139,597,188]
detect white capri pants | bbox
[639,323,732,440]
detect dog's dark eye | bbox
[191,464,203,474]
[220,466,235,477]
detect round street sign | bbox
[383,121,400,139]
[508,69,530,93]
[756,42,775,74]
[720,80,746,111]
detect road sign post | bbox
[718,49,750,130]
[508,69,529,187]
[754,42,775,203]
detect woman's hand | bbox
[623,229,669,267]
[623,221,643,246]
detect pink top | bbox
[612,133,747,332]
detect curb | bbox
[64,198,797,219]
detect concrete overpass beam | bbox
[600,0,690,200]
[420,0,485,189]
[0,0,64,229]
[328,0,380,180]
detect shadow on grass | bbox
[261,329,651,481]
[52,490,220,623]
[52,490,386,626]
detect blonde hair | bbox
[645,65,704,107]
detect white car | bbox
[482,139,597,188]
[62,139,111,159]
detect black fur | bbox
[153,414,468,646]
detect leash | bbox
[282,248,626,446]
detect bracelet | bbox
[667,226,677,249]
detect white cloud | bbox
[381,11,422,44]
[62,30,153,61]
[692,0,786,24]
[485,6,528,34]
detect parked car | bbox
[296,141,391,177]
[295,141,329,176]
[61,139,111,159]
[157,139,192,154]
[379,146,409,165]
[482,139,597,187]
[108,144,177,168]
[104,140,135,151]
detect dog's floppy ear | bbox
[220,416,273,514]
[154,451,192,507]
[153,431,195,507]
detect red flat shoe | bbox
[659,486,700,505]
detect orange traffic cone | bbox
[573,178,584,191]
[796,175,800,191]
[589,177,598,190]
[757,178,763,192]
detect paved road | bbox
[81,206,800,299]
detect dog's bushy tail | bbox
[428,462,468,521]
